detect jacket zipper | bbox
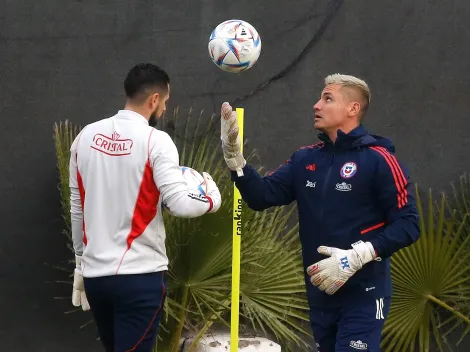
[319,152,335,218]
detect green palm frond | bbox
[444,172,470,345]
[381,184,470,352]
[53,120,81,245]
[448,172,470,219]
[446,172,470,251]
[238,206,310,345]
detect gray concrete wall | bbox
[1,0,469,350]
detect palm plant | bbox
[52,108,311,352]
[381,184,470,352]
[53,120,81,244]
[448,173,470,218]
[447,172,470,243]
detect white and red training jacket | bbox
[69,110,214,278]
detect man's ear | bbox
[151,92,160,105]
[348,101,361,117]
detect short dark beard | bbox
[148,111,157,127]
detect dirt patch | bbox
[239,339,261,348]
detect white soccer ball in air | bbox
[208,19,262,73]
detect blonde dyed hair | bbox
[325,74,371,119]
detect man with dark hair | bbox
[219,74,420,351]
[123,63,171,127]
[69,63,222,352]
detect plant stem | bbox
[186,298,231,352]
[425,294,470,325]
[170,285,190,352]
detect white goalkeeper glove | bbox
[72,255,90,311]
[306,240,377,295]
[202,172,221,213]
[220,102,246,176]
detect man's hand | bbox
[202,172,222,213]
[220,102,246,176]
[72,255,90,311]
[306,241,376,295]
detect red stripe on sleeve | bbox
[74,131,88,245]
[374,147,409,205]
[370,146,408,208]
[360,222,386,235]
[76,154,88,245]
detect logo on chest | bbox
[335,182,352,192]
[306,180,316,188]
[340,162,357,179]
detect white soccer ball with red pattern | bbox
[162,166,206,215]
[208,19,261,73]
[181,166,206,196]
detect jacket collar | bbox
[116,109,149,125]
[318,124,373,150]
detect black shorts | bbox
[84,271,167,352]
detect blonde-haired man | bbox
[220,74,420,351]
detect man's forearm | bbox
[369,214,420,259]
[231,165,268,211]
[230,163,295,211]
[70,186,84,256]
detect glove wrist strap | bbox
[225,154,246,176]
[75,254,82,270]
[351,240,376,267]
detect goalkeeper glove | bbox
[306,240,377,295]
[220,102,246,176]
[72,255,90,311]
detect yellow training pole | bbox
[230,107,244,352]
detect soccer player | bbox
[69,63,222,352]
[220,74,420,351]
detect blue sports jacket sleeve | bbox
[230,160,296,211]
[369,147,420,258]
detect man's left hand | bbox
[220,102,246,176]
[72,255,90,311]
[306,240,376,295]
